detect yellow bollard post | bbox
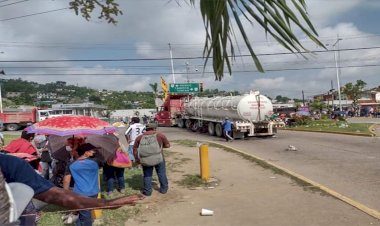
[199,143,209,181]
[92,174,103,219]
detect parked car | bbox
[331,111,347,119]
[285,118,296,126]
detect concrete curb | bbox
[279,128,376,137]
[204,140,380,220]
[368,124,380,137]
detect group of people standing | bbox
[0,116,171,225]
[124,117,170,196]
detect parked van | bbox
[48,109,74,118]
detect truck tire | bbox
[215,123,223,137]
[185,119,192,129]
[191,122,199,132]
[177,119,185,128]
[208,122,215,136]
[6,124,19,131]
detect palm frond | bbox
[192,0,324,80]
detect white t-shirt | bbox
[125,123,146,145]
[0,132,4,145]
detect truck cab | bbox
[154,94,189,127]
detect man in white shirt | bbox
[0,131,4,148]
[125,117,145,163]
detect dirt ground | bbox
[125,142,379,226]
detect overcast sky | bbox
[0,0,379,99]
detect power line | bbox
[1,45,380,63]
[0,33,380,51]
[0,65,175,69]
[0,7,69,22]
[4,63,380,76]
[1,56,378,71]
[0,0,28,8]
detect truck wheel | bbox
[191,122,199,132]
[208,122,215,136]
[185,119,192,129]
[177,119,185,128]
[6,124,19,131]
[215,123,223,137]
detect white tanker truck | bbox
[170,91,284,138]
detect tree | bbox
[69,0,122,24]
[309,99,326,112]
[149,83,158,98]
[69,0,323,80]
[89,95,102,104]
[275,95,290,103]
[341,80,367,107]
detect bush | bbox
[321,115,329,120]
[293,115,312,125]
[337,116,346,121]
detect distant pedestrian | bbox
[34,135,52,180]
[143,115,148,124]
[222,117,233,142]
[125,117,146,164]
[133,123,170,196]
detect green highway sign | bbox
[169,83,200,93]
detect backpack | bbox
[138,133,163,166]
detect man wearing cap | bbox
[133,123,170,196]
[222,117,233,142]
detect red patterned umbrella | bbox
[25,115,116,136]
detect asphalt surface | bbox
[347,117,380,124]
[159,125,380,214]
[136,143,380,226]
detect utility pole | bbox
[0,84,2,113]
[168,43,176,84]
[186,62,190,83]
[330,80,334,111]
[0,70,5,113]
[332,35,343,111]
[302,90,305,106]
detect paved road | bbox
[160,127,380,212]
[347,117,380,124]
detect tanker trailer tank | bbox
[179,92,284,139]
[184,93,273,122]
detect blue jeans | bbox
[142,160,168,196]
[224,130,233,141]
[75,195,97,226]
[40,161,52,180]
[103,164,125,192]
[128,145,135,162]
